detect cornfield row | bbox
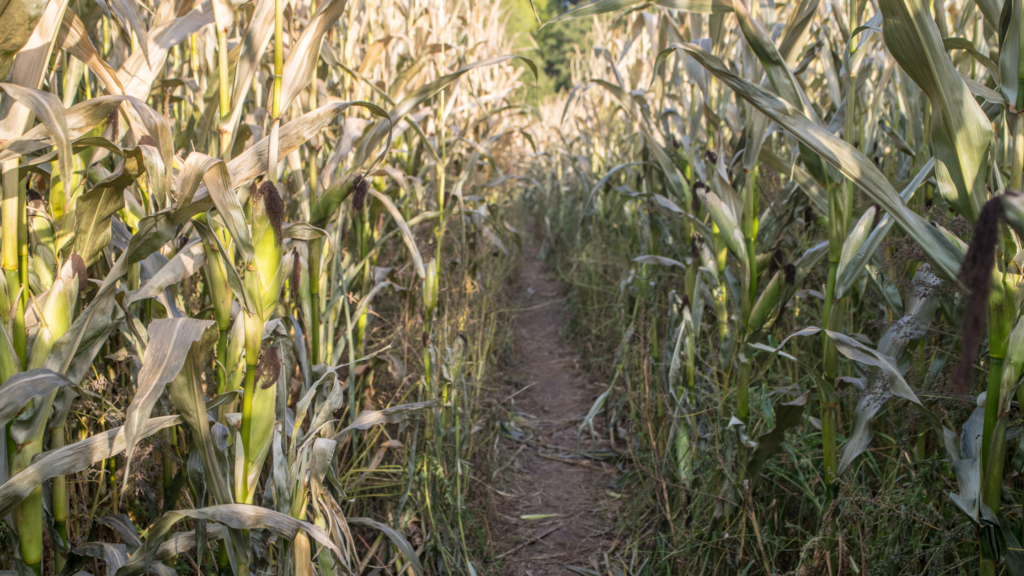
[0,0,533,574]
[525,0,1024,572]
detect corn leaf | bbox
[116,504,339,576]
[880,0,992,220]
[681,43,965,284]
[122,318,217,486]
[126,239,206,305]
[0,369,72,429]
[0,415,182,517]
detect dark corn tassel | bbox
[352,175,369,212]
[70,253,88,292]
[692,180,706,214]
[681,293,690,311]
[952,197,1005,397]
[804,205,814,229]
[255,346,281,389]
[108,108,119,143]
[769,248,783,277]
[290,249,301,304]
[784,263,796,286]
[26,184,43,212]
[256,181,285,243]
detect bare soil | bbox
[486,240,620,575]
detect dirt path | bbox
[488,240,620,575]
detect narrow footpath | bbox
[489,239,621,575]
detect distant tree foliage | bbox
[504,0,592,96]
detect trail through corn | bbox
[487,237,621,575]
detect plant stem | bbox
[51,423,68,573]
[712,222,728,345]
[216,329,228,395]
[239,363,257,503]
[981,361,1006,576]
[272,0,283,119]
[821,261,839,490]
[217,23,231,159]
[2,160,25,366]
[310,283,321,366]
[1012,113,1024,191]
[737,359,751,424]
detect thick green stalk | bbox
[272,0,283,119]
[821,165,846,493]
[11,403,51,574]
[50,423,68,573]
[11,391,59,576]
[822,0,855,492]
[217,23,231,159]
[309,236,322,365]
[712,222,728,344]
[982,357,1006,493]
[2,160,25,366]
[13,488,42,574]
[743,166,758,312]
[13,260,78,575]
[1012,113,1024,191]
[200,217,232,397]
[238,362,257,503]
[982,273,1011,497]
[215,329,228,395]
[161,428,173,494]
[737,360,751,424]
[981,356,1008,576]
[821,261,839,490]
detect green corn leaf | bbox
[115,504,339,576]
[347,517,424,575]
[277,0,349,116]
[745,392,809,489]
[681,43,964,284]
[0,0,49,79]
[125,239,206,306]
[367,189,426,279]
[334,399,441,442]
[698,188,747,265]
[0,369,72,429]
[0,415,182,518]
[121,318,217,488]
[836,205,877,281]
[177,152,253,261]
[73,176,128,267]
[165,320,235,507]
[834,158,935,299]
[0,83,73,202]
[880,0,992,221]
